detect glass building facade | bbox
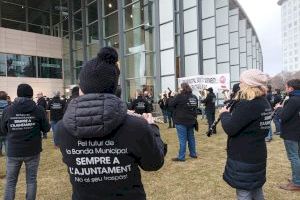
[0,0,263,101]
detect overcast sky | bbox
[238,0,282,76]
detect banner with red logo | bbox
[178,73,230,94]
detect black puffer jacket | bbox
[279,90,300,141]
[220,97,272,190]
[57,94,165,200]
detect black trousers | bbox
[206,110,215,130]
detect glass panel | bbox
[202,0,215,19]
[184,8,197,32]
[159,0,173,23]
[125,27,153,54]
[229,15,239,32]
[88,2,98,24]
[240,52,247,68]
[74,31,83,49]
[231,65,239,81]
[217,63,229,74]
[216,26,229,45]
[161,76,175,93]
[87,43,99,60]
[203,38,216,59]
[230,32,239,49]
[239,20,246,37]
[126,77,155,101]
[247,29,252,42]
[184,31,198,55]
[28,24,50,35]
[124,1,153,30]
[103,0,118,15]
[185,55,198,76]
[161,49,175,76]
[216,7,229,27]
[230,49,239,65]
[0,54,6,76]
[240,38,246,52]
[160,22,174,50]
[38,57,62,79]
[87,22,99,44]
[7,54,36,78]
[183,0,197,9]
[105,35,119,49]
[73,0,81,12]
[125,53,154,78]
[203,59,216,75]
[247,42,252,56]
[5,0,25,5]
[28,8,50,27]
[104,12,119,37]
[2,2,26,22]
[74,11,82,31]
[217,44,229,63]
[247,56,253,69]
[216,0,228,8]
[74,49,84,80]
[202,17,215,39]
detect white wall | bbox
[0,27,62,58]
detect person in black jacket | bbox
[56,47,165,200]
[1,84,50,200]
[275,79,300,191]
[273,89,282,135]
[219,69,271,200]
[170,83,198,162]
[48,91,65,147]
[166,92,175,128]
[144,91,154,113]
[132,91,150,115]
[64,86,80,112]
[158,93,168,123]
[201,87,217,133]
[36,91,48,139]
[0,91,9,157]
[265,85,274,142]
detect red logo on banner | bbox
[220,76,226,84]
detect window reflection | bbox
[6,55,36,78]
[38,57,62,79]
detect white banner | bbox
[178,74,230,94]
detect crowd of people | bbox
[0,46,299,200]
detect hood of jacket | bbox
[0,100,8,108]
[63,93,128,139]
[13,97,36,113]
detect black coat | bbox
[220,97,272,190]
[158,97,168,110]
[170,93,198,127]
[132,96,150,115]
[57,94,165,200]
[1,98,50,157]
[37,97,47,110]
[201,92,216,112]
[48,96,65,121]
[279,90,300,141]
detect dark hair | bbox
[275,89,281,95]
[181,83,192,94]
[71,86,79,97]
[267,85,272,92]
[0,91,8,100]
[115,86,122,98]
[287,79,300,90]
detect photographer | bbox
[219,69,271,199]
[57,47,165,200]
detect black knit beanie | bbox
[17,84,33,98]
[79,47,120,94]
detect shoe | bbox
[172,158,185,162]
[279,182,300,191]
[190,155,198,159]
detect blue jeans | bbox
[50,121,59,146]
[284,140,300,186]
[167,111,174,128]
[175,124,197,160]
[162,110,168,123]
[0,137,7,155]
[266,126,273,140]
[236,188,264,200]
[4,154,40,200]
[273,113,281,133]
